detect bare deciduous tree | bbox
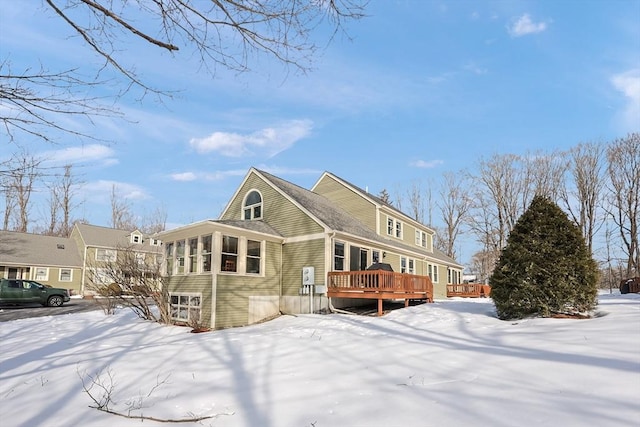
[87,245,170,324]
[110,185,137,230]
[559,142,606,254]
[2,1,366,143]
[468,153,532,259]
[406,180,426,223]
[0,151,42,232]
[606,133,639,277]
[0,62,117,143]
[525,149,567,201]
[436,172,472,259]
[43,164,81,236]
[469,249,498,284]
[139,205,168,235]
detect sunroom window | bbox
[201,235,212,272]
[221,235,238,272]
[243,190,263,220]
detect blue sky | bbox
[2,0,639,265]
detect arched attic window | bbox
[243,190,263,220]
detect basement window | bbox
[170,293,201,323]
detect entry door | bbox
[349,246,369,271]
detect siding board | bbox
[221,173,323,237]
[167,275,213,328]
[314,175,377,231]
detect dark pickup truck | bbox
[0,278,70,307]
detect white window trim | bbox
[334,241,346,271]
[201,235,213,273]
[242,189,264,220]
[220,235,239,273]
[245,239,263,275]
[387,216,403,239]
[415,230,428,248]
[175,240,186,274]
[165,242,175,275]
[95,248,117,262]
[169,292,202,323]
[188,237,199,274]
[34,267,49,281]
[59,268,73,282]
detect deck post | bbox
[377,298,383,316]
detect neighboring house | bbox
[158,168,463,330]
[69,223,163,295]
[0,230,83,294]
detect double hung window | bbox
[34,267,48,281]
[334,242,345,271]
[96,249,116,262]
[59,268,72,282]
[188,238,198,273]
[201,235,212,272]
[246,240,261,274]
[176,240,185,274]
[221,236,238,272]
[165,242,174,274]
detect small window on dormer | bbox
[243,190,263,220]
[131,233,142,244]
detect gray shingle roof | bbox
[0,230,82,267]
[74,223,159,251]
[256,169,461,267]
[215,219,283,237]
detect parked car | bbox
[620,277,640,294]
[0,278,70,306]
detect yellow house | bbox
[159,168,463,329]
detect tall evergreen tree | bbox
[490,195,599,319]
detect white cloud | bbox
[168,169,248,182]
[170,172,197,182]
[189,120,313,158]
[41,144,117,166]
[409,159,444,169]
[508,14,548,37]
[611,69,640,131]
[464,62,488,75]
[81,180,149,203]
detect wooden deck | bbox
[446,283,491,298]
[327,270,433,316]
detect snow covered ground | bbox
[1,292,638,427]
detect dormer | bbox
[130,230,143,244]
